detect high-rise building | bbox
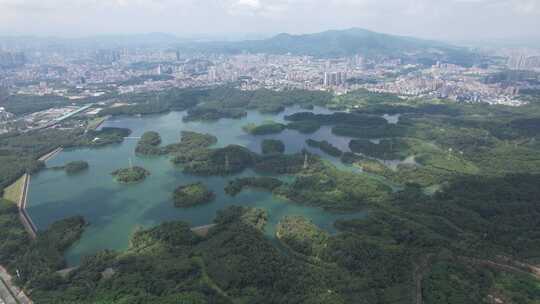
[95,50,120,65]
[355,55,364,67]
[330,72,338,86]
[208,67,217,82]
[323,72,329,86]
[324,71,347,87]
[0,51,26,68]
[336,72,343,85]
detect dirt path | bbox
[0,276,17,304]
[413,254,433,304]
[192,257,238,304]
[460,256,540,280]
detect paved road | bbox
[17,174,37,239]
[0,277,17,304]
[0,266,32,304]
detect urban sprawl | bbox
[1,47,540,134]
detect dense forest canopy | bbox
[1,85,540,303]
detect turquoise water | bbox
[27,106,372,265]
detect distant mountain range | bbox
[186,28,447,55]
[0,28,484,66]
[179,28,482,66]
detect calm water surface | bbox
[28,106,380,265]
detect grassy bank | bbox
[2,175,25,204]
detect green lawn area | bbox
[2,175,26,204]
[86,116,108,130]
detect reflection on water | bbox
[27,106,386,265]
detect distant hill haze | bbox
[0,28,482,67]
[180,28,481,67]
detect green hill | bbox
[180,28,480,66]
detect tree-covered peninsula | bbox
[173,182,215,208]
[135,131,163,156]
[306,139,343,157]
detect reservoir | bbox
[27,106,375,265]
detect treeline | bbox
[0,127,133,195]
[0,198,86,291]
[183,87,332,121]
[243,121,286,135]
[285,111,388,127]
[135,131,163,156]
[97,87,333,120]
[261,139,285,154]
[0,94,73,115]
[329,89,404,109]
[224,177,283,196]
[99,88,209,116]
[349,138,411,160]
[0,129,79,192]
[306,139,343,157]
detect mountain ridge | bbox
[179,28,479,66]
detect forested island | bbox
[173,182,215,208]
[243,121,286,135]
[64,161,89,175]
[49,160,90,175]
[172,144,323,177]
[286,120,322,133]
[164,131,217,154]
[111,166,150,184]
[306,139,343,157]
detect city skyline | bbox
[1,0,540,44]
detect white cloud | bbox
[0,0,537,40]
[513,0,540,14]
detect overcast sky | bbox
[1,0,539,42]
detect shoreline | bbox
[191,224,216,237]
[87,115,110,131]
[12,146,65,240]
[0,147,65,304]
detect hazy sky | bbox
[1,0,539,41]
